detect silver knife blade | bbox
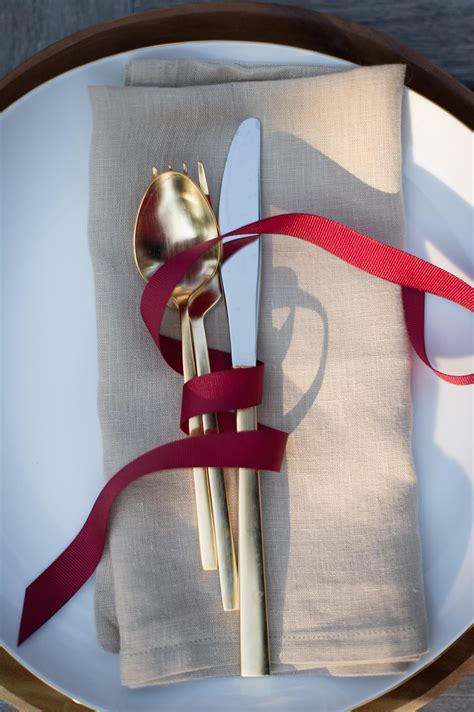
[219,118,261,368]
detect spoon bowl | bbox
[133,167,221,303]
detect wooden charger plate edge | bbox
[0,3,472,711]
[0,1,473,126]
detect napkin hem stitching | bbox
[121,624,420,658]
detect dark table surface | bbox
[0,2,472,711]
[1,0,474,86]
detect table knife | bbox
[219,117,270,676]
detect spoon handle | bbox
[179,307,217,571]
[191,313,239,612]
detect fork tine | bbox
[197,161,209,196]
[197,161,212,206]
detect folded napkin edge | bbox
[89,62,406,95]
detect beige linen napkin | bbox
[89,60,428,687]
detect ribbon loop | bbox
[181,364,264,432]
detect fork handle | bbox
[180,307,217,571]
[237,405,270,676]
[191,315,239,611]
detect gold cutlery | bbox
[188,274,239,611]
[133,163,238,610]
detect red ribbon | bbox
[18,213,473,645]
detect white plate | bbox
[1,41,472,712]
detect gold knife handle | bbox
[191,315,239,611]
[180,307,217,571]
[237,405,270,676]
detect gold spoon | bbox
[133,162,238,611]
